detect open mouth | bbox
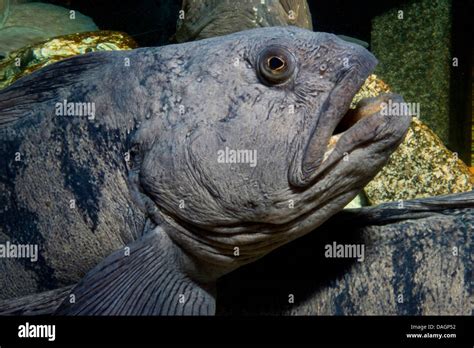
[293,63,411,188]
[322,75,408,164]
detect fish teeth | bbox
[323,133,343,162]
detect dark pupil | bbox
[268,56,285,71]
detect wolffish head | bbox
[129,27,410,274]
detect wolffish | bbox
[0,27,411,315]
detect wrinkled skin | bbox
[129,27,411,277]
[0,27,410,310]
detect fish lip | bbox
[314,93,412,178]
[291,55,376,187]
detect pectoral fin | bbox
[55,227,216,315]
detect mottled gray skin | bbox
[0,27,410,314]
[127,27,409,278]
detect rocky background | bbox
[371,0,471,166]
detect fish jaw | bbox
[318,93,412,174]
[128,28,412,274]
[289,42,379,187]
[280,92,412,231]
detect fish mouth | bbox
[320,92,411,171]
[292,63,412,187]
[322,92,406,161]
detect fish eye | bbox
[257,45,296,85]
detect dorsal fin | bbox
[55,227,216,315]
[0,51,112,129]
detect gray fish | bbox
[0,26,410,315]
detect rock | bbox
[344,191,368,209]
[366,117,473,205]
[350,74,391,109]
[345,74,473,205]
[0,1,98,57]
[371,0,452,145]
[0,30,137,89]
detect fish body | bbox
[0,27,410,314]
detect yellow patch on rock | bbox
[346,74,472,207]
[353,76,473,204]
[365,117,473,205]
[0,30,137,89]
